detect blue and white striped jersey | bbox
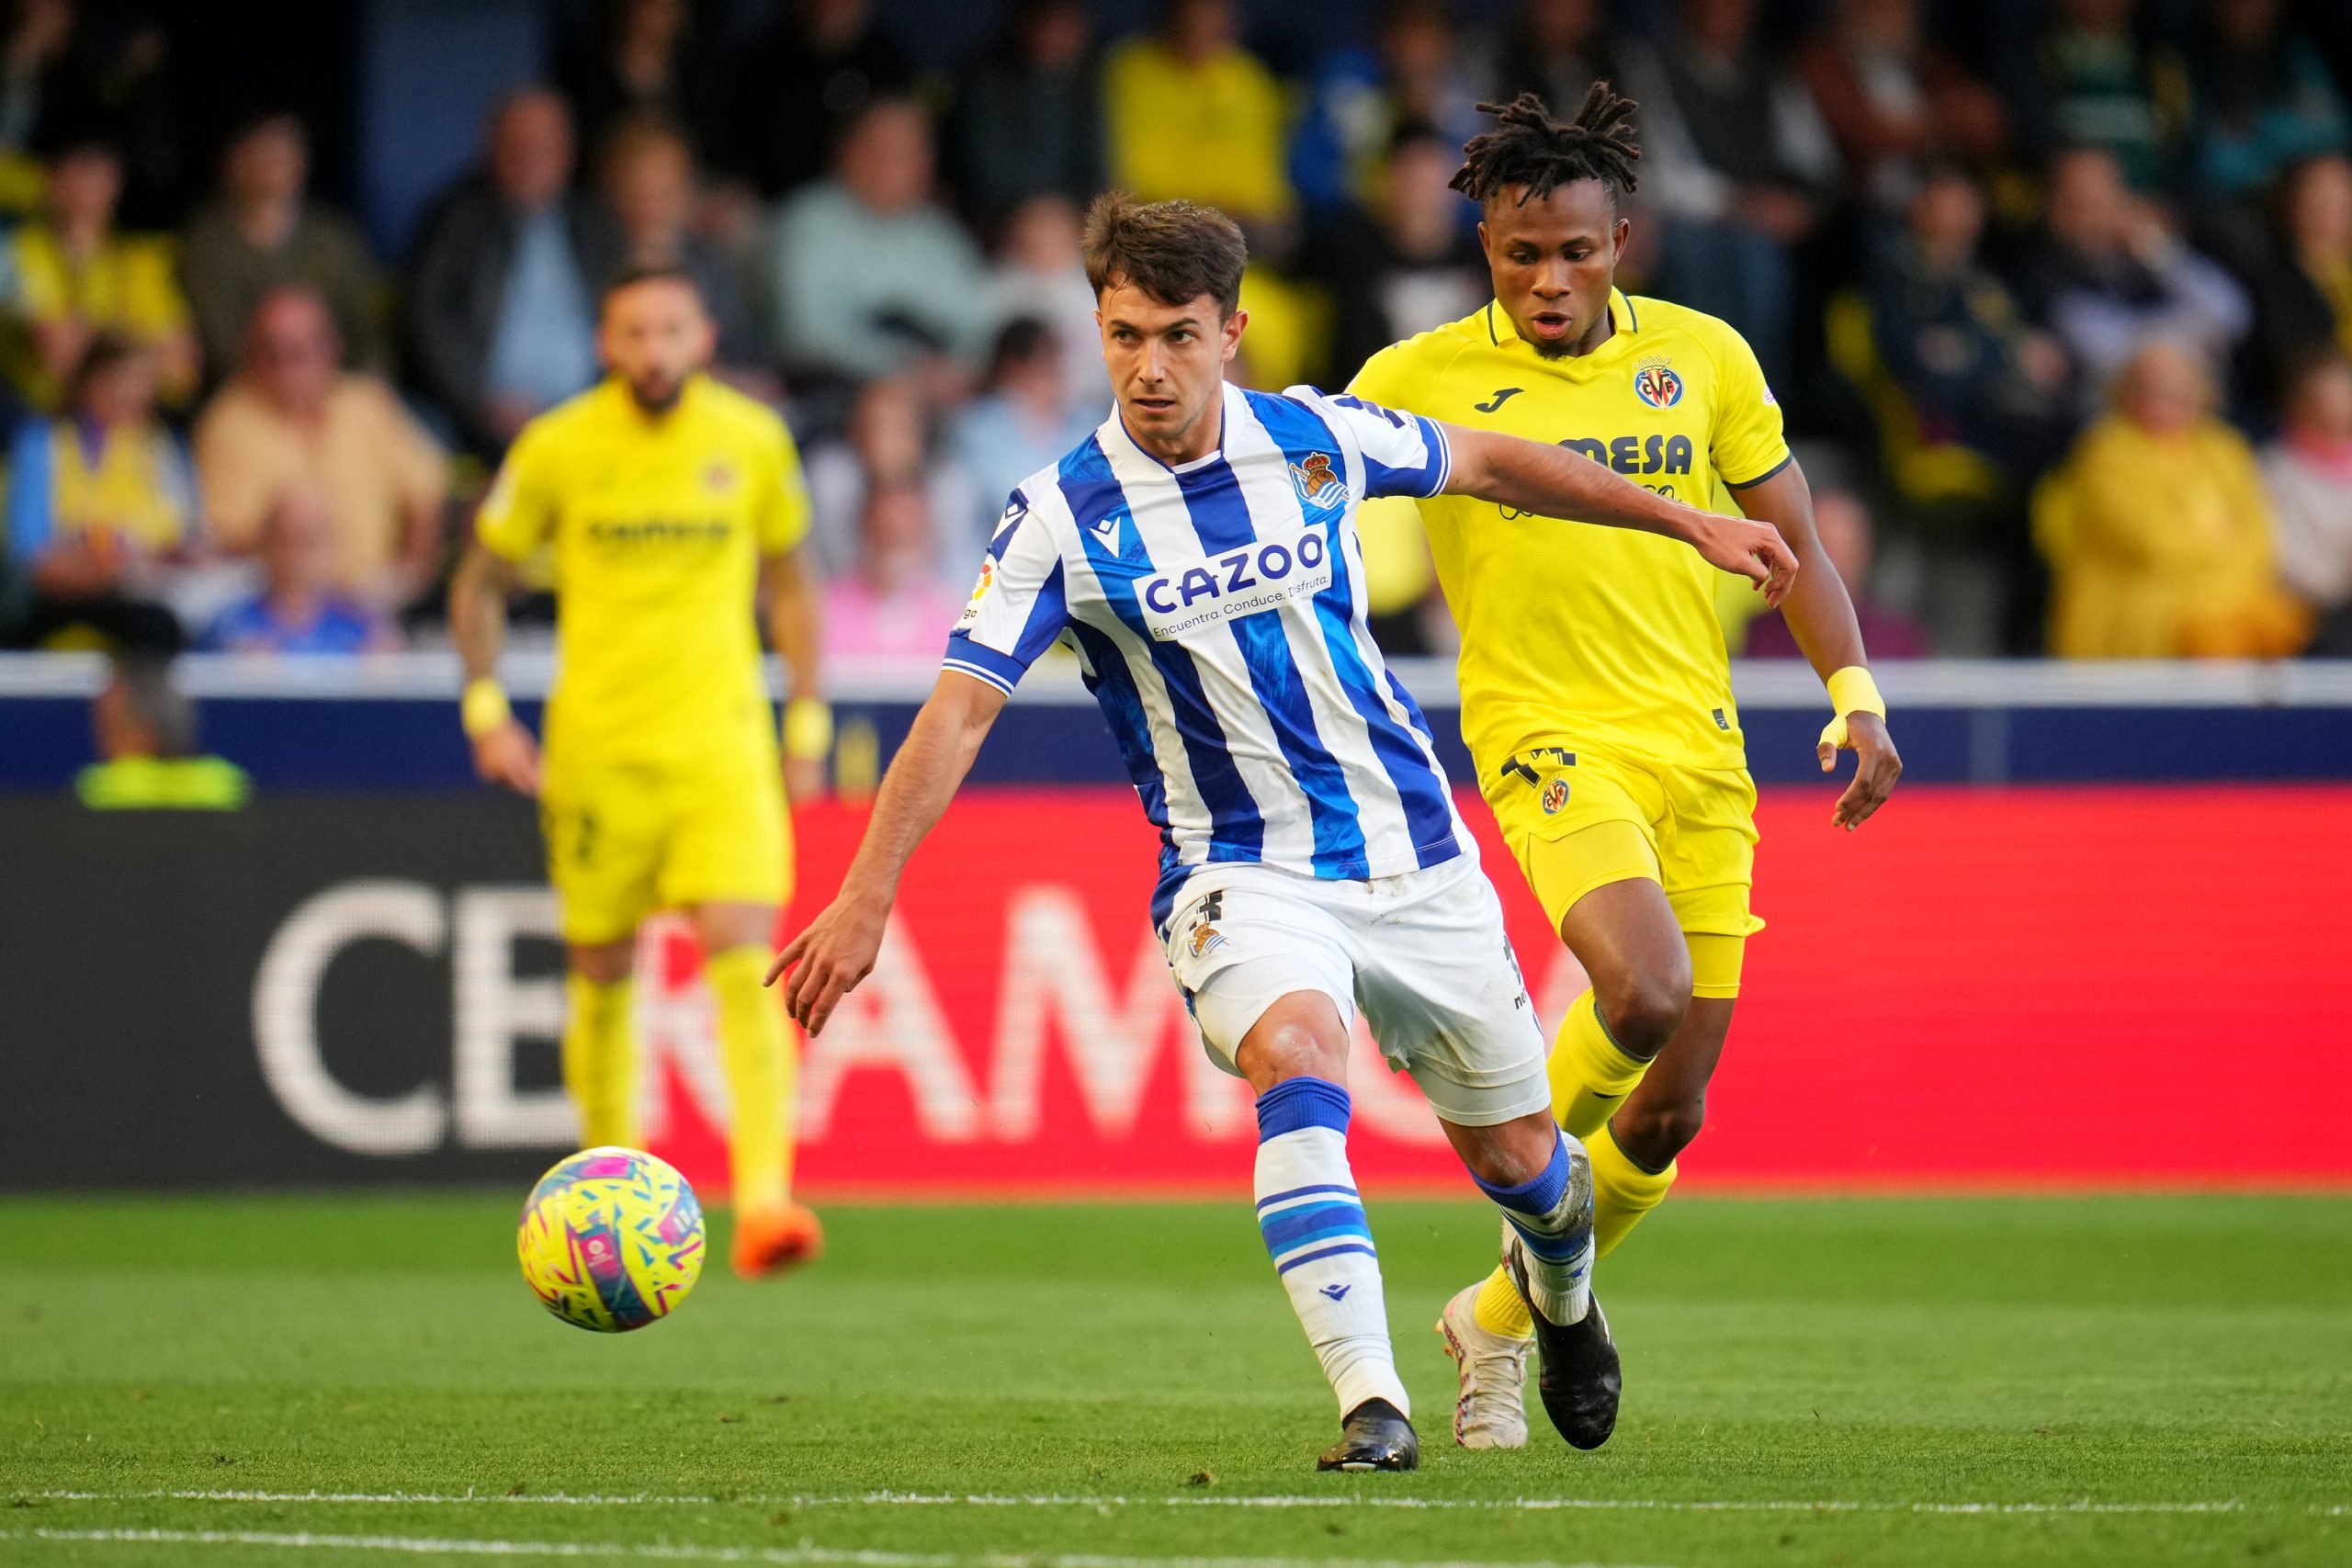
[944,380,1468,926]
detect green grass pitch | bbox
[3,1191,2347,1567]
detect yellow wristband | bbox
[1825,666,1886,720]
[783,696,834,761]
[1818,666,1885,752]
[460,677,512,739]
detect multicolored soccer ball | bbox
[517,1146,706,1332]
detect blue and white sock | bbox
[1252,1077,1408,1418]
[1475,1130,1597,1326]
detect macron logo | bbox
[1319,1283,1352,1301]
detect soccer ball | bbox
[517,1146,706,1332]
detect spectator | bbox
[0,0,76,215]
[2011,0,2188,190]
[194,286,447,612]
[598,115,766,380]
[1867,166,2073,478]
[805,374,976,581]
[1103,0,1294,231]
[2021,146,2251,410]
[75,652,251,810]
[2,333,191,655]
[722,0,912,200]
[1306,125,1488,385]
[2188,0,2348,199]
[950,318,1094,547]
[1742,487,1932,658]
[2,131,196,411]
[557,0,722,160]
[178,111,385,387]
[204,489,392,656]
[2262,352,2352,654]
[2038,338,2307,658]
[822,480,964,659]
[1489,0,1623,130]
[404,87,622,454]
[767,97,990,385]
[1797,0,2011,211]
[985,193,1105,400]
[1354,495,1442,656]
[2239,153,2352,402]
[949,0,1104,226]
[1288,0,1484,216]
[1623,0,1837,387]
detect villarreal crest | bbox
[1633,358,1684,410]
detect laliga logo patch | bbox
[1288,450,1350,513]
[1634,358,1684,410]
[1540,776,1570,815]
[954,559,995,630]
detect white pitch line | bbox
[4,1529,1676,1568]
[26,1489,2318,1517]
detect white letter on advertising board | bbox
[797,912,980,1140]
[252,880,448,1156]
[988,886,1186,1139]
[451,886,572,1148]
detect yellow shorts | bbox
[1484,744,1762,998]
[540,751,791,945]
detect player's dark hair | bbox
[1081,191,1248,320]
[1450,85,1641,211]
[600,261,704,312]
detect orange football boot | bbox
[731,1202,824,1279]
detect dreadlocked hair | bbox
[1449,84,1641,209]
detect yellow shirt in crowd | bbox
[1102,38,1294,223]
[2037,413,2309,659]
[1350,291,1792,778]
[475,375,810,772]
[5,224,191,408]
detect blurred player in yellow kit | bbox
[1351,88,1905,1447]
[449,264,829,1279]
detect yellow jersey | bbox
[1349,289,1791,776]
[477,375,810,772]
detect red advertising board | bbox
[639,786,2352,1194]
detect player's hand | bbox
[765,892,888,1037]
[1687,511,1798,607]
[783,755,826,807]
[1820,710,1901,830]
[471,720,542,795]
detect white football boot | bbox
[1434,1282,1532,1450]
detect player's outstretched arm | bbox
[765,669,1009,1035]
[1724,462,1902,830]
[448,540,542,795]
[1437,424,1798,606]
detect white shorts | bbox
[1164,852,1552,1128]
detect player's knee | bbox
[568,942,635,986]
[1613,1093,1705,1168]
[1599,972,1690,1057]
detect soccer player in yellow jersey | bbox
[1351,88,1905,1449]
[449,264,829,1279]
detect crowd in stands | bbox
[4,0,2352,668]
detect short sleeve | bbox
[1708,323,1793,489]
[1300,389,1452,499]
[475,422,559,561]
[752,413,812,555]
[941,489,1069,695]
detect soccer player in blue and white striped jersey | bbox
[771,193,1795,1471]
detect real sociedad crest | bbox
[1288,450,1351,513]
[1634,358,1685,410]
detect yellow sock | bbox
[705,944,797,1213]
[1590,1122,1677,1258]
[1547,987,1654,1139]
[1472,1263,1534,1338]
[561,972,638,1149]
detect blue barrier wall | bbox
[5,654,2349,791]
